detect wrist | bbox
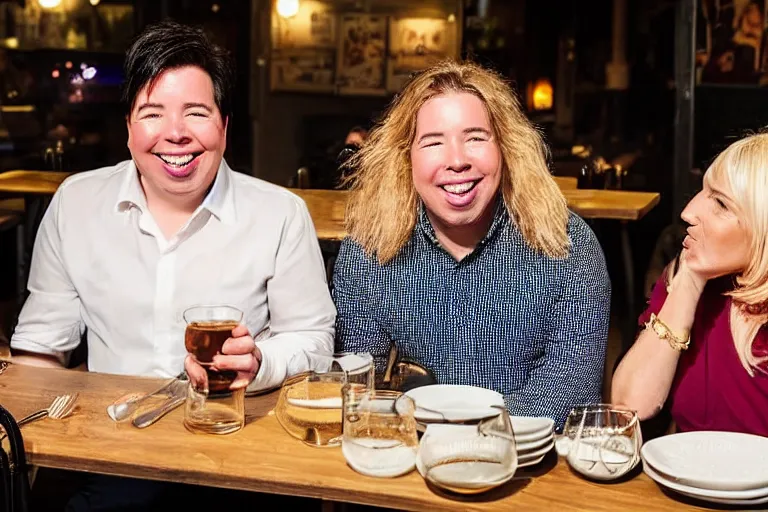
[669,269,706,302]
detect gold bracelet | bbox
[645,313,691,351]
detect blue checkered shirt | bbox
[331,203,611,430]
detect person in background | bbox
[613,133,768,437]
[10,20,335,510]
[343,125,368,147]
[332,60,611,430]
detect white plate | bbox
[641,431,768,491]
[405,385,505,422]
[518,439,554,462]
[517,433,554,453]
[643,460,768,500]
[511,416,555,437]
[518,454,547,468]
[514,427,553,444]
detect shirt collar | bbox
[115,159,237,225]
[417,194,508,253]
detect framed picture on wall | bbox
[270,49,337,93]
[270,0,338,93]
[335,14,388,96]
[386,17,457,93]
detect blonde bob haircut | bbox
[343,60,570,264]
[702,132,768,372]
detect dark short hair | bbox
[122,20,234,120]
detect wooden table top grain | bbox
[0,364,712,511]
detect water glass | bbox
[305,351,374,390]
[183,305,245,435]
[341,389,419,478]
[563,404,642,481]
[274,351,374,447]
[419,408,517,494]
[275,371,346,447]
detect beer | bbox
[185,320,239,394]
[275,375,345,447]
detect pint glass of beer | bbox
[183,305,245,434]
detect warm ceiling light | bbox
[527,78,554,111]
[89,0,100,5]
[38,0,62,9]
[276,0,299,18]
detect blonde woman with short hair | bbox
[612,133,768,436]
[332,60,611,429]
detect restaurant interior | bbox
[1,0,768,510]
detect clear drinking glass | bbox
[419,408,518,494]
[305,351,374,390]
[341,388,419,478]
[563,404,642,481]
[183,305,245,435]
[275,351,374,447]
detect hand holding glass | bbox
[183,305,245,435]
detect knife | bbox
[107,373,187,422]
[132,395,186,428]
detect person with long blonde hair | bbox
[332,60,611,429]
[612,132,768,436]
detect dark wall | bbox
[134,0,253,173]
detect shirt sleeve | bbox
[505,216,611,431]
[10,188,83,365]
[247,197,337,392]
[331,238,392,374]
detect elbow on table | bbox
[610,387,666,422]
[9,349,66,369]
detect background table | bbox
[0,170,659,351]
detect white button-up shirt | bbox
[11,160,336,391]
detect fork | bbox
[0,393,79,440]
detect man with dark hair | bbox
[9,20,335,509]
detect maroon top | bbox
[639,272,768,437]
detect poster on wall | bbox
[696,0,768,85]
[270,0,337,92]
[270,49,337,93]
[386,17,457,93]
[336,14,387,96]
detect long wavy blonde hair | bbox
[702,133,768,373]
[343,60,569,264]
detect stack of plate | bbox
[404,384,555,468]
[513,416,555,468]
[641,431,768,506]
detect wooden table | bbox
[0,363,716,512]
[0,170,72,196]
[0,171,659,240]
[288,187,660,351]
[288,187,660,241]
